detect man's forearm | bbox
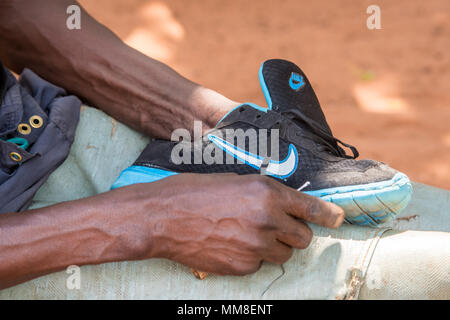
[0,0,237,138]
[0,189,156,290]
[0,173,343,290]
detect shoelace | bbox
[0,137,29,149]
[279,108,359,159]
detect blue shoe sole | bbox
[303,172,412,226]
[112,167,412,227]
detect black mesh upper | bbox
[134,111,395,191]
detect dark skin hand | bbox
[0,174,344,289]
[0,1,345,289]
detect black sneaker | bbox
[112,59,412,226]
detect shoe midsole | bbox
[303,172,410,197]
[112,166,410,199]
[111,166,178,189]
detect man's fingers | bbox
[281,185,344,228]
[263,240,293,264]
[276,216,313,249]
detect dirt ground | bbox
[79,0,450,189]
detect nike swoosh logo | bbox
[289,72,305,91]
[208,134,298,178]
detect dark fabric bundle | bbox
[0,61,81,213]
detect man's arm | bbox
[0,0,238,139]
[0,174,344,289]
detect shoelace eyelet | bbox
[18,123,31,135]
[29,115,43,128]
[9,152,22,162]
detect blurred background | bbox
[79,0,449,189]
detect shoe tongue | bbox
[259,59,332,135]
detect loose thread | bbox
[261,181,311,297]
[261,264,285,298]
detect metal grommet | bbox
[17,123,31,135]
[29,115,44,128]
[9,152,22,162]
